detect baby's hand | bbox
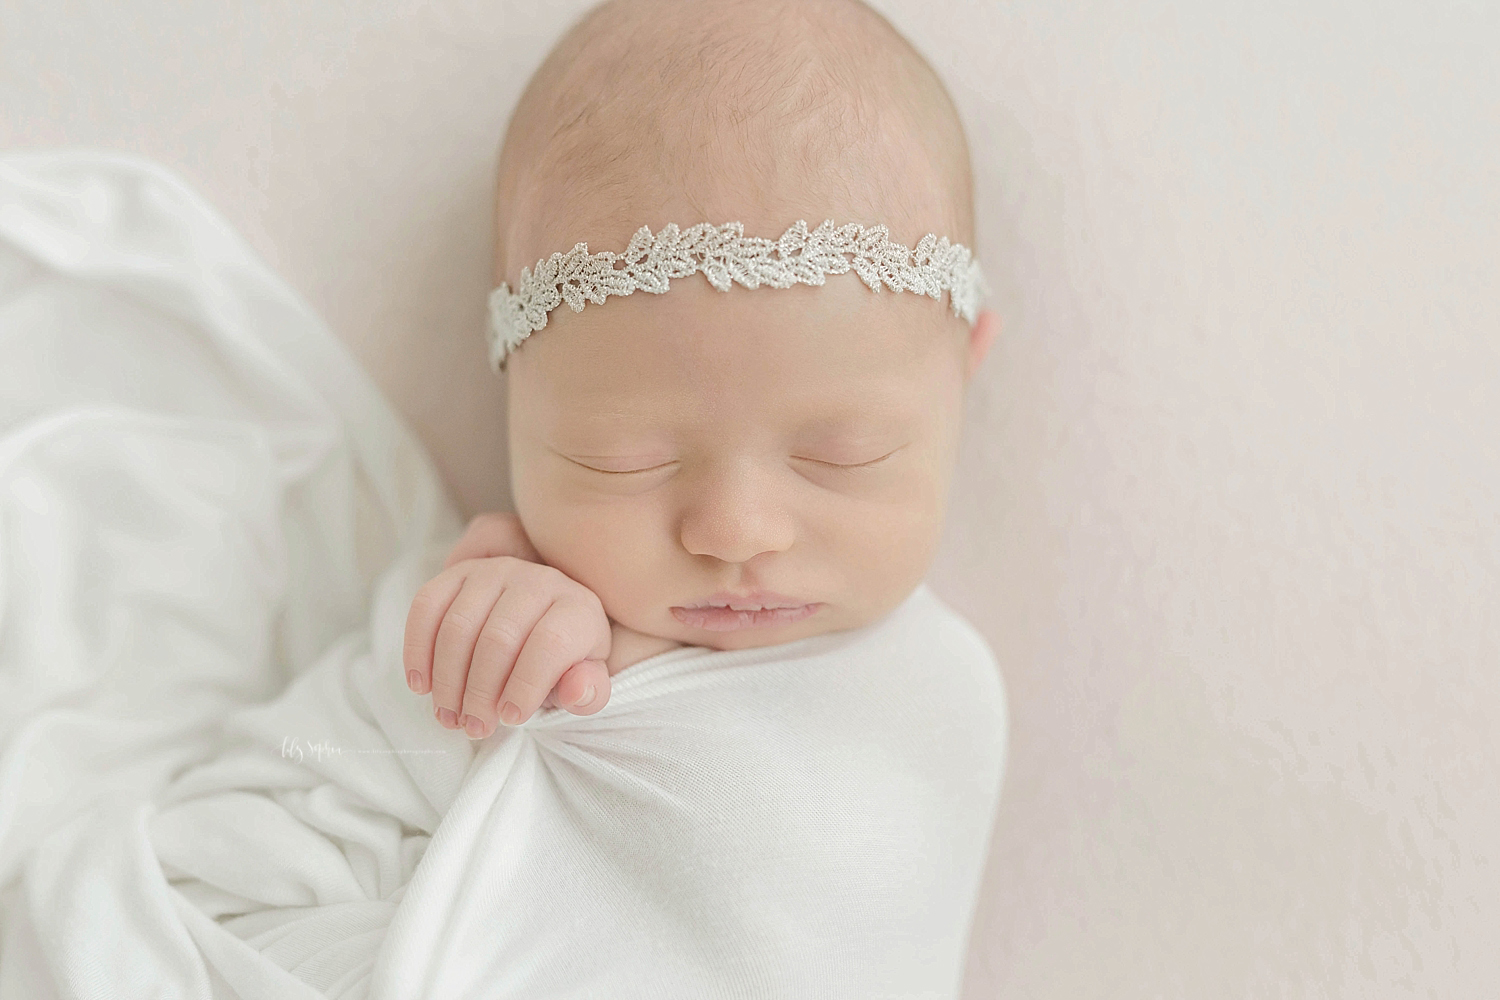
[403,513,612,738]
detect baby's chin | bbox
[603,620,685,676]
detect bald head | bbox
[492,0,976,291]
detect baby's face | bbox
[506,262,980,651]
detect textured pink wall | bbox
[3,0,1495,994]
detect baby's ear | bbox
[965,310,1000,381]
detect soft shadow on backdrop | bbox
[2,0,1496,995]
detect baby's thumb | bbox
[557,659,610,715]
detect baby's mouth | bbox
[678,590,811,612]
[690,602,795,611]
[670,603,824,632]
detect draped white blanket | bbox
[0,151,1008,999]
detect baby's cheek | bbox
[563,521,662,596]
[846,503,936,599]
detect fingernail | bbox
[437,707,457,727]
[407,670,420,691]
[572,685,595,707]
[461,715,485,738]
[499,702,521,726]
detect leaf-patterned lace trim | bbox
[486,219,988,372]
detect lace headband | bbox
[486,218,988,372]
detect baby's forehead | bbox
[530,336,942,450]
[548,385,926,449]
[549,295,944,388]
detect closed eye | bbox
[567,458,675,475]
[567,448,903,475]
[795,448,902,471]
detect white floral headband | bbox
[486,218,988,372]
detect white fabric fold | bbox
[0,150,1007,999]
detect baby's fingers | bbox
[498,599,609,726]
[403,568,467,695]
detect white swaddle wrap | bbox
[0,151,1007,999]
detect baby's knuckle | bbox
[574,600,610,639]
[502,671,546,702]
[461,680,500,708]
[428,678,464,704]
[408,588,447,616]
[436,559,475,579]
[436,607,482,638]
[468,555,511,577]
[521,559,559,580]
[477,614,525,650]
[570,581,605,611]
[555,575,588,599]
[511,559,551,584]
[551,576,600,614]
[528,617,574,654]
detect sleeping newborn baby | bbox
[4,2,1007,996]
[404,0,1001,744]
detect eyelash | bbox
[584,464,667,476]
[578,452,897,476]
[805,452,897,473]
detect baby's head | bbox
[493,0,998,650]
